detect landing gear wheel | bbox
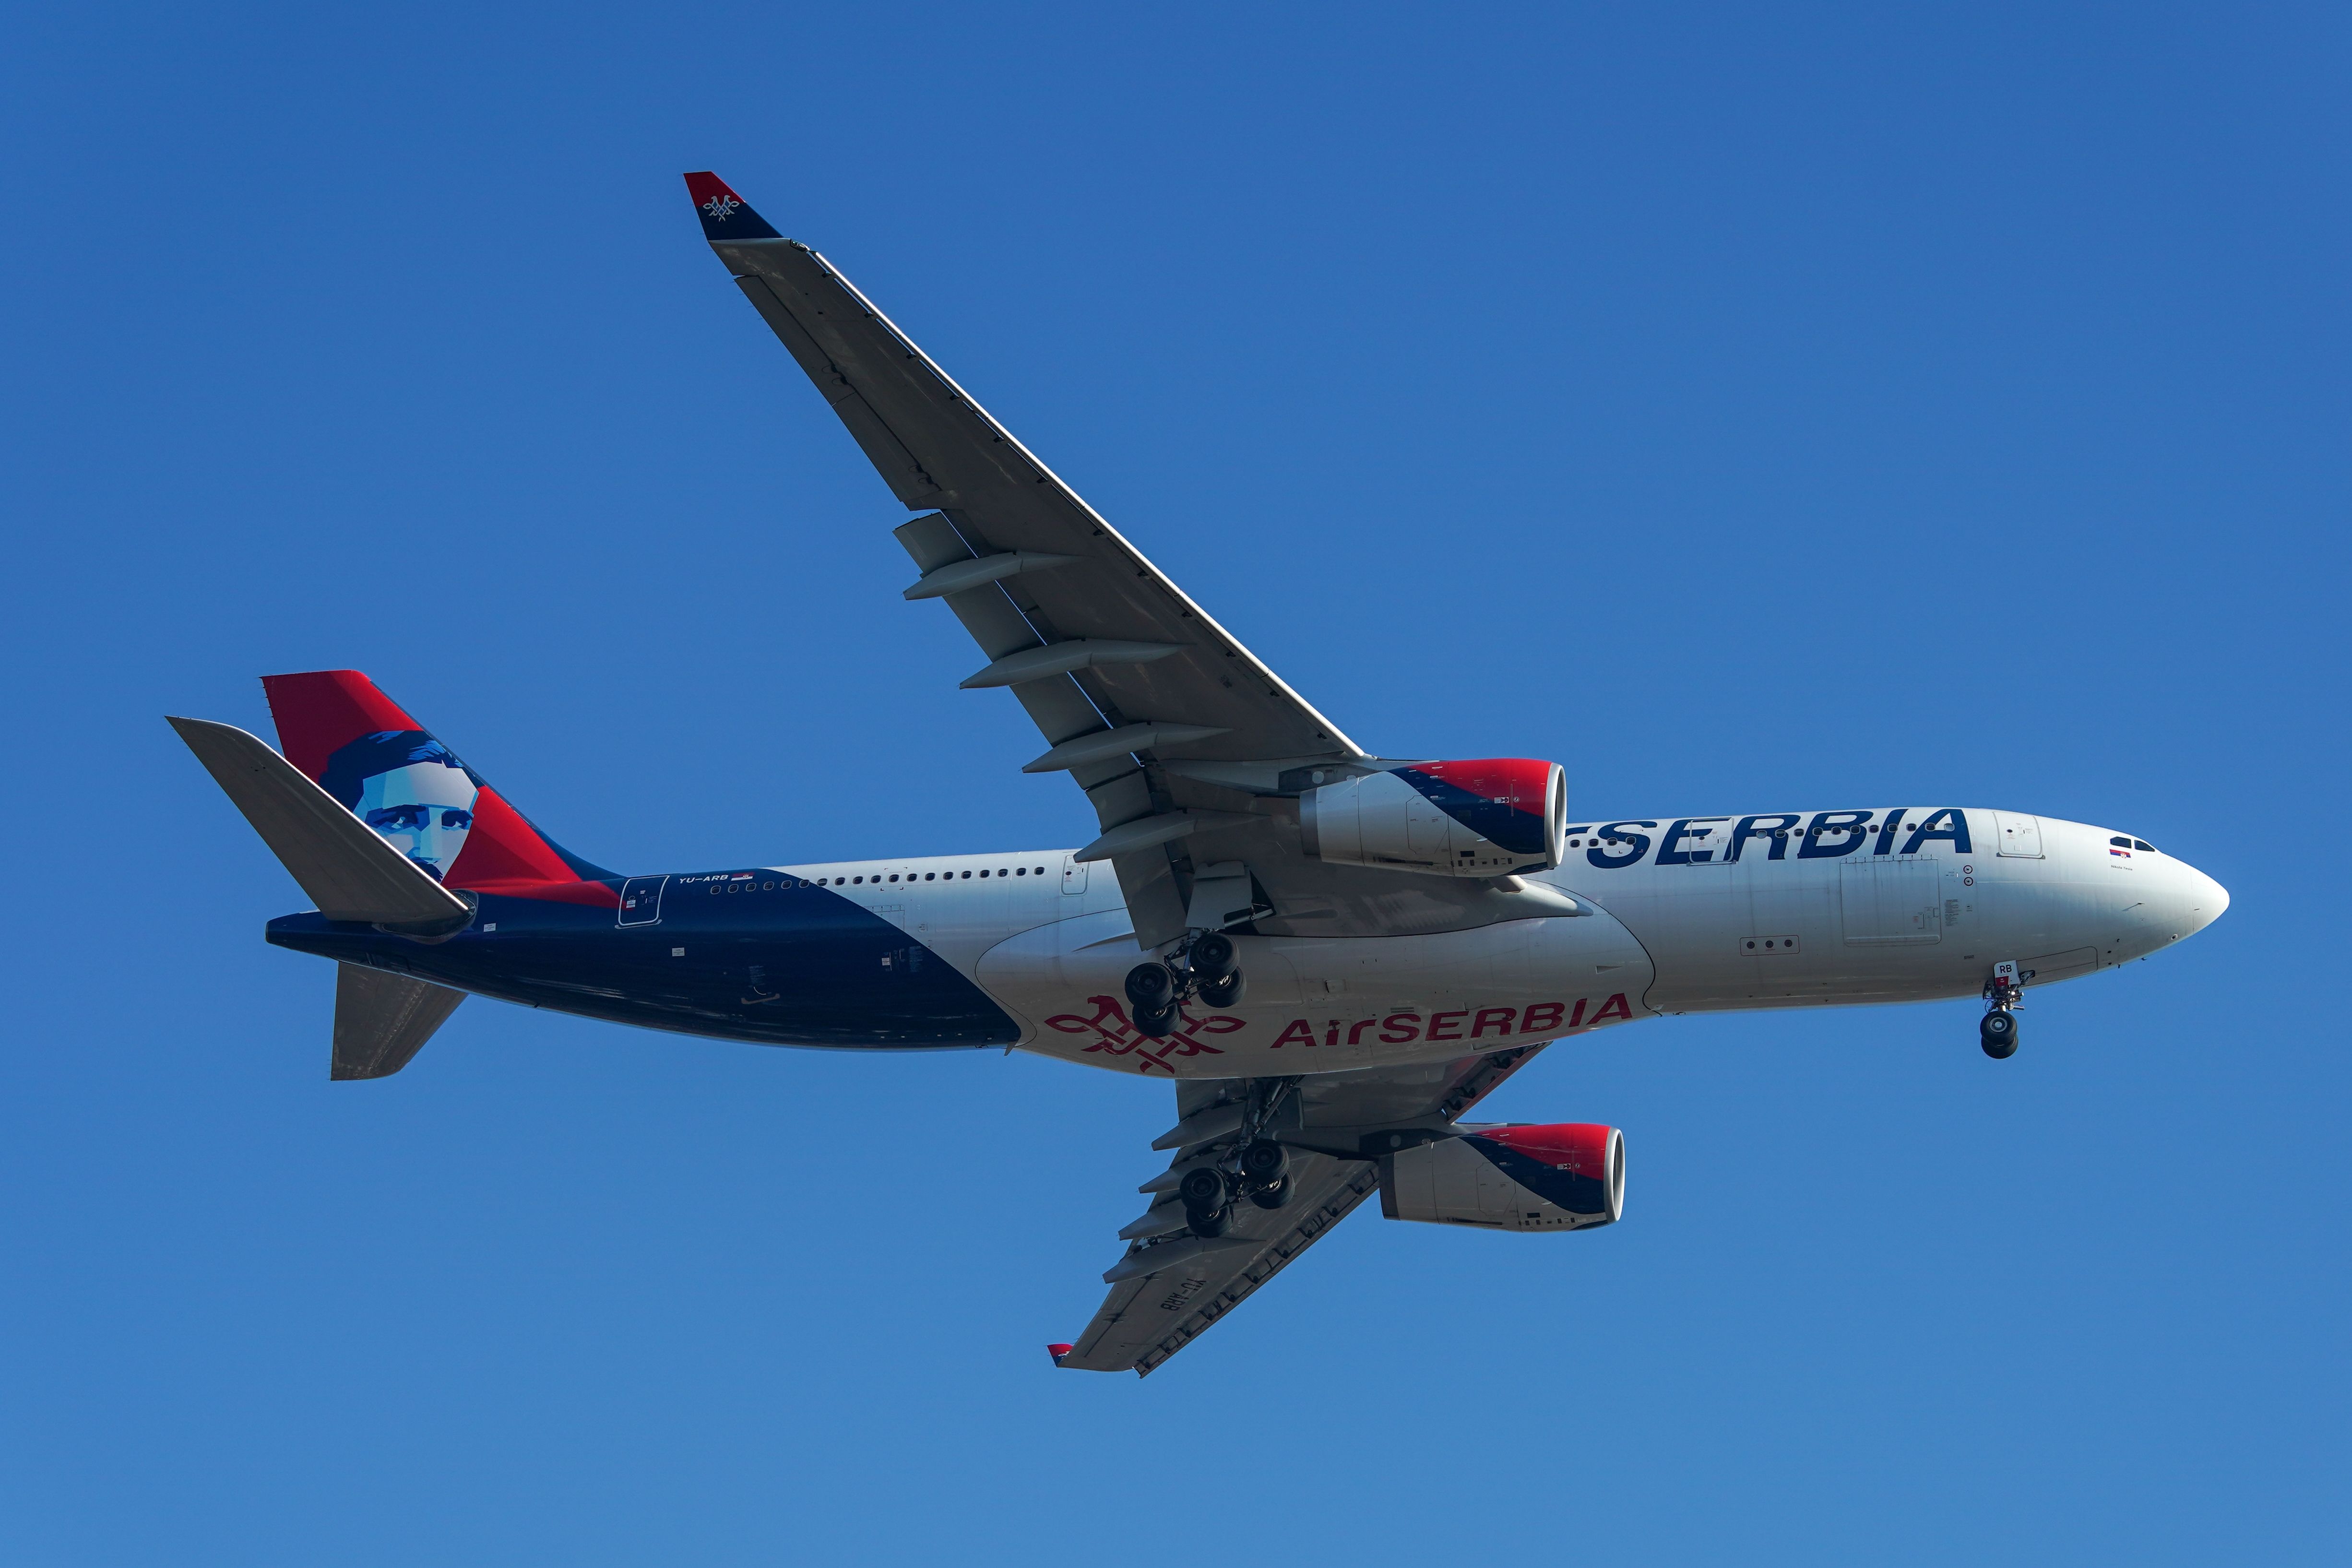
[1181,1166,1232,1236]
[1133,998,1180,1038]
[1186,1204,1232,1238]
[1980,1009,2019,1059]
[1125,962,1175,1010]
[1247,1176,1293,1211]
[1191,933,1238,982]
[1199,970,1246,1009]
[1178,1166,1230,1211]
[1238,1140,1288,1182]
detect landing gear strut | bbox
[1980,960,2026,1059]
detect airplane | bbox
[168,172,2231,1377]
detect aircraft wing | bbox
[689,172,1372,947]
[1057,1041,1546,1376]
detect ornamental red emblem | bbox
[1045,995,1244,1074]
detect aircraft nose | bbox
[2174,861,2229,937]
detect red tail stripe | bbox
[448,790,578,887]
[261,670,417,782]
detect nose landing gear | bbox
[1980,960,2030,1059]
[1980,1008,2019,1058]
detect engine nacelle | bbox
[1298,759,1566,878]
[1379,1123,1625,1232]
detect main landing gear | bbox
[1177,1140,1293,1237]
[1980,960,2028,1059]
[1124,931,1249,1039]
[1166,1080,1300,1240]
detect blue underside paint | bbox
[268,879,1020,1049]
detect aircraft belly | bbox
[974,906,1657,1078]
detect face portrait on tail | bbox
[320,730,480,881]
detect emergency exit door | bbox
[1994,812,2043,858]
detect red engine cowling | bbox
[1379,1123,1625,1232]
[1298,758,1566,878]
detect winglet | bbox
[682,171,781,242]
[1046,1342,1075,1368]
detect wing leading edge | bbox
[686,172,1364,947]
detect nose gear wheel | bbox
[1980,962,2026,1059]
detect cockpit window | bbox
[2110,836,2131,847]
[2133,839,2156,854]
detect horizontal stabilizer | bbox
[167,717,473,931]
[334,963,464,1080]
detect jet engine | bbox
[1297,759,1566,878]
[1379,1123,1624,1232]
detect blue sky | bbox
[4,3,2346,1562]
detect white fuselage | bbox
[770,808,2227,1078]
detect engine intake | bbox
[1298,759,1566,878]
[1379,1123,1625,1232]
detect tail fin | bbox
[260,670,618,900]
